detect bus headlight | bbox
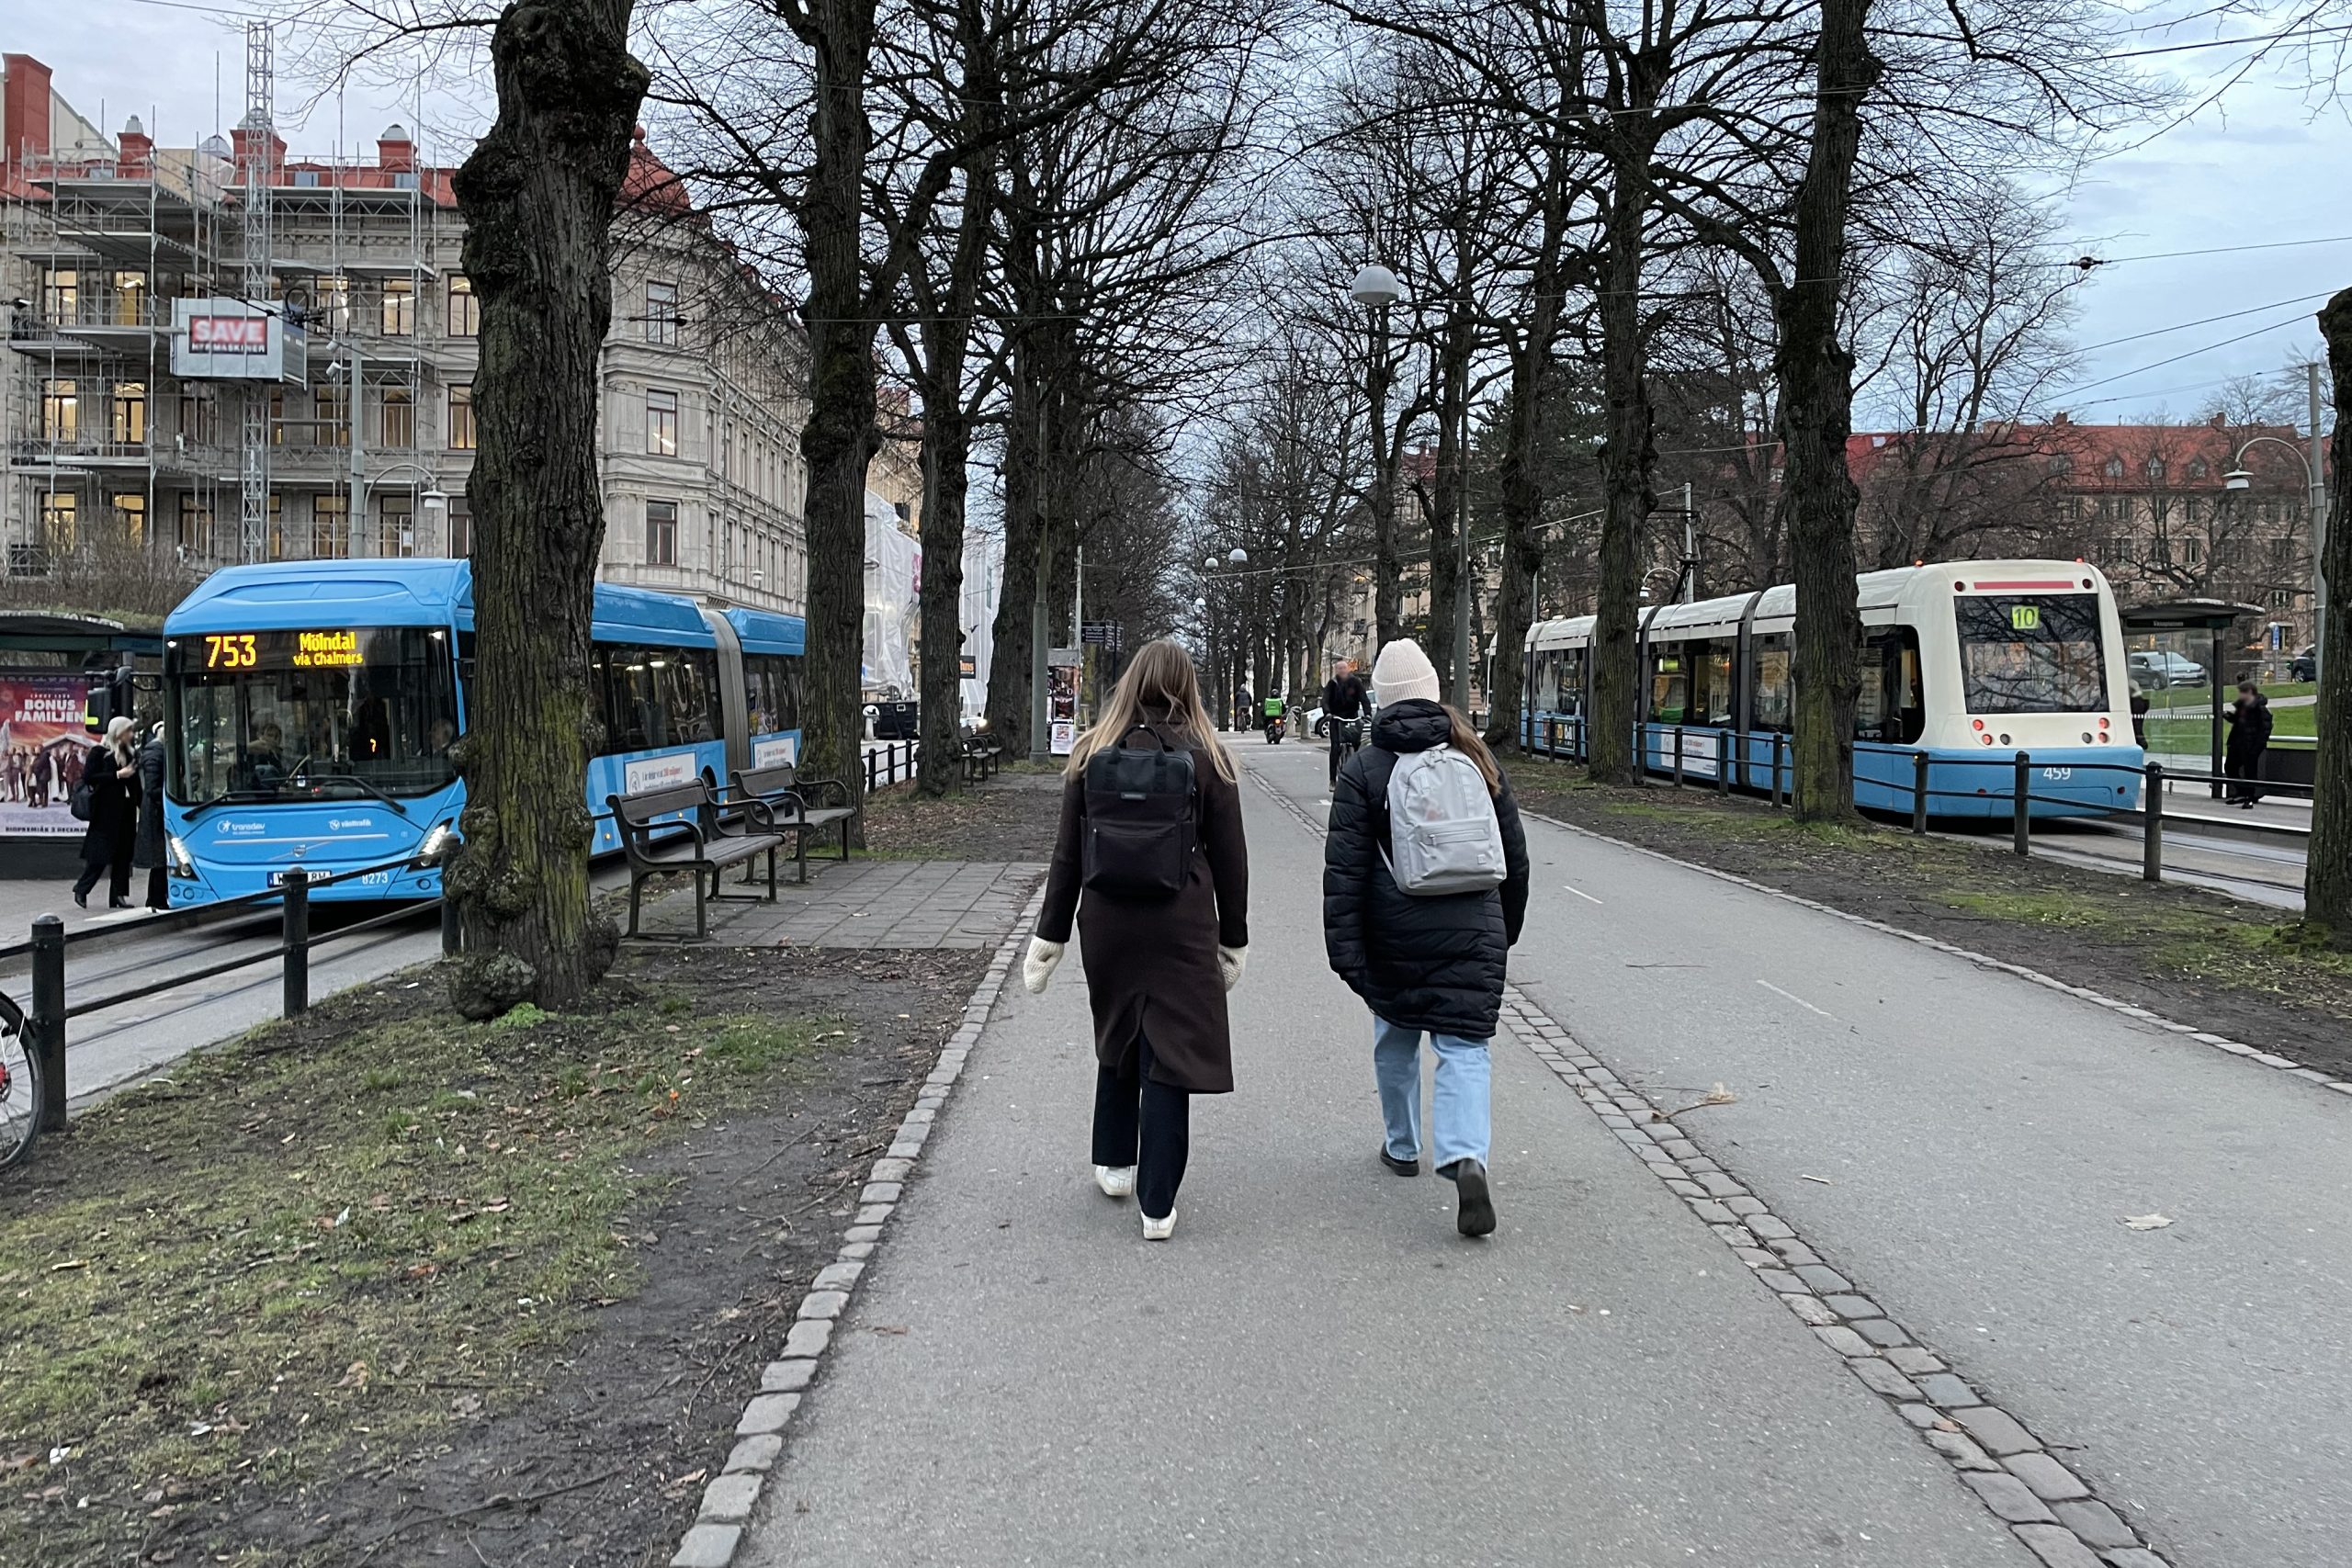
[416,820,459,865]
[167,834,196,877]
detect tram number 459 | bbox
[2041,766,2074,782]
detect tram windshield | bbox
[167,626,460,805]
[1954,594,2109,715]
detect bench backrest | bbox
[608,783,712,850]
[732,762,799,800]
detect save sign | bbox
[189,315,269,353]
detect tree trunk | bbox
[1775,0,1881,823]
[1485,149,1568,754]
[1589,146,1656,785]
[797,0,882,836]
[2305,288,2352,941]
[1371,305,1404,650]
[1426,341,1468,702]
[443,0,646,1019]
[984,372,1042,753]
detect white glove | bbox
[1023,937,1065,994]
[1217,945,1249,993]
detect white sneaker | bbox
[1140,1210,1177,1241]
[1094,1165,1136,1199]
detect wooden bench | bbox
[961,730,1005,784]
[725,762,854,883]
[608,781,783,940]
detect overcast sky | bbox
[14,1,2349,430]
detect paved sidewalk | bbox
[734,753,2030,1567]
[629,858,1044,948]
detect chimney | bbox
[2209,412,2227,429]
[3,54,54,176]
[2051,411,2070,428]
[378,122,413,173]
[230,112,286,182]
[118,114,152,177]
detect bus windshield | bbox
[167,626,459,805]
[1954,594,2109,715]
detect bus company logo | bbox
[188,315,268,353]
[221,820,266,836]
[327,818,372,832]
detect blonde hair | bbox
[1064,639,1236,784]
[102,715,137,767]
[1443,705,1502,795]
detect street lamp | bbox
[1351,265,1404,672]
[2221,433,2327,678]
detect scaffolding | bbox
[238,20,274,564]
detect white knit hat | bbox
[1372,639,1441,705]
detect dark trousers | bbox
[2224,752,2264,803]
[1091,1034,1190,1221]
[74,840,132,901]
[144,864,168,910]
[1329,727,1353,784]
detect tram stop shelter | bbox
[0,612,164,878]
[2119,597,2264,799]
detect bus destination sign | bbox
[198,629,368,671]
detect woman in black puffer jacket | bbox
[1324,639,1530,1237]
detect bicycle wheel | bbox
[0,1004,39,1170]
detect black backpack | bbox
[1080,725,1198,899]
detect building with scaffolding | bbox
[0,48,810,615]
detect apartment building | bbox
[0,53,809,615]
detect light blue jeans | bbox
[1372,1016,1492,1171]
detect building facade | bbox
[1,54,810,615]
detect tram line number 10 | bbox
[204,633,259,669]
[2009,604,2041,632]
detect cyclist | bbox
[1321,658,1370,784]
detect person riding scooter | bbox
[1262,692,1285,743]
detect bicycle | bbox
[0,994,40,1171]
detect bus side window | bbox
[1750,634,1792,731]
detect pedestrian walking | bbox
[73,716,141,909]
[1324,638,1530,1237]
[2223,680,2272,807]
[1025,639,1250,1242]
[1321,658,1369,784]
[134,720,169,910]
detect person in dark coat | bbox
[1324,639,1531,1237]
[1027,639,1250,1242]
[1321,659,1370,783]
[2223,681,2272,807]
[73,716,141,909]
[134,721,169,910]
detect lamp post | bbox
[1351,264,1403,658]
[2223,420,2328,678]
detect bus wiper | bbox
[183,787,276,821]
[292,773,412,816]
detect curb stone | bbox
[666,885,1046,1568]
[1248,769,2177,1568]
[1517,807,2352,1099]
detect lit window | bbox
[111,381,146,445]
[40,378,78,441]
[110,493,145,546]
[40,492,76,554]
[381,387,413,449]
[448,502,472,558]
[381,278,414,336]
[647,389,678,457]
[311,493,349,558]
[448,383,477,450]
[447,274,479,337]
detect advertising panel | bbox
[0,673,95,837]
[623,750,698,794]
[170,298,308,382]
[1046,648,1081,757]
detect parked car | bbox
[2129,650,2206,688]
[2289,645,2316,682]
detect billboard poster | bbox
[1046,649,1080,756]
[0,673,95,837]
[170,298,307,383]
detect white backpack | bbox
[1381,744,1507,896]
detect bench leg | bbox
[767,843,778,901]
[695,865,708,941]
[628,877,642,939]
[796,830,809,885]
[839,819,852,863]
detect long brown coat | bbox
[1036,726,1250,1094]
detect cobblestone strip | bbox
[665,886,1047,1568]
[1249,767,2174,1568]
[1521,808,2352,1100]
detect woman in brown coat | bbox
[1025,640,1249,1241]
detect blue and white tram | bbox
[161,558,806,907]
[1521,560,2143,818]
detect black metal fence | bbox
[864,739,920,794]
[1528,716,2311,889]
[0,852,462,1154]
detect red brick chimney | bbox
[117,114,153,177]
[2051,411,2071,428]
[3,54,53,177]
[377,122,413,174]
[230,114,285,182]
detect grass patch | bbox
[0,977,840,1564]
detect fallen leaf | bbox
[2123,1213,2173,1231]
[1703,1083,1736,1105]
[335,1362,368,1390]
[867,1325,910,1336]
[49,1260,87,1272]
[405,1263,439,1279]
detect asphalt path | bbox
[739,743,2035,1567]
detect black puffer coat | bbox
[1323,699,1531,1039]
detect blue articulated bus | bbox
[1521,559,2143,818]
[160,558,805,907]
